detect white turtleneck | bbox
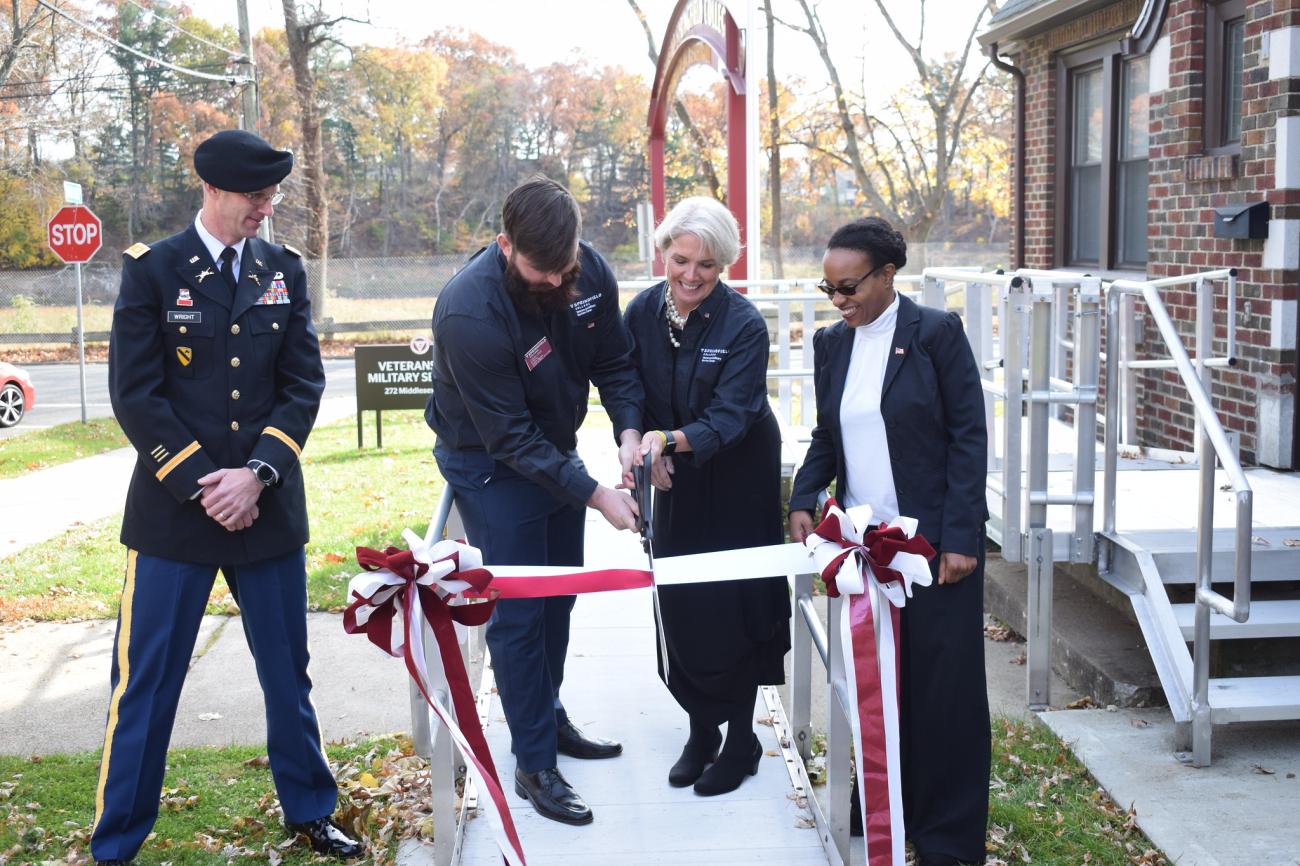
[839,291,901,521]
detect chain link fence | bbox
[0,243,1003,347]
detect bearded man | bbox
[425,176,643,825]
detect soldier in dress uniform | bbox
[90,130,363,864]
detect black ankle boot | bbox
[693,733,761,796]
[667,733,721,787]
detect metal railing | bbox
[1102,275,1252,767]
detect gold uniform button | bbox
[230,324,241,335]
[231,389,241,400]
[179,325,188,334]
[230,357,240,368]
[272,322,280,331]
[230,421,240,431]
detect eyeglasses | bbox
[240,190,285,207]
[816,264,883,297]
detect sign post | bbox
[354,340,434,448]
[47,199,102,424]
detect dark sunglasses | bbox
[816,264,884,297]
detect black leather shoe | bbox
[286,816,366,859]
[556,717,622,759]
[667,734,721,787]
[693,734,762,796]
[515,767,594,825]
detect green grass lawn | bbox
[0,719,1166,865]
[0,417,129,480]
[0,411,442,623]
[0,735,432,865]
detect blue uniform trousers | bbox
[90,548,337,861]
[437,451,584,773]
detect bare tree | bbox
[624,0,723,202]
[0,0,51,90]
[780,0,992,240]
[763,1,783,277]
[280,0,361,319]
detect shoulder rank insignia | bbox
[124,242,151,259]
[282,243,302,258]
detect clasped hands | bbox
[197,467,263,532]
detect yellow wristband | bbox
[652,429,669,448]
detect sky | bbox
[181,0,993,106]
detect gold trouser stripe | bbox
[155,441,200,482]
[262,426,302,458]
[93,549,138,834]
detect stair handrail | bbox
[1103,278,1252,764]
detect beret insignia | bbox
[282,243,302,258]
[124,242,151,259]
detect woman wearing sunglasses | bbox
[624,197,790,797]
[787,217,990,866]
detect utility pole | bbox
[236,0,272,242]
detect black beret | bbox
[194,130,293,192]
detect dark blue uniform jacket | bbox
[425,241,643,508]
[109,225,325,565]
[789,293,988,556]
[623,280,774,465]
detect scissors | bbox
[633,450,671,682]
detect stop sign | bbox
[48,205,103,264]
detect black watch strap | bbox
[247,459,277,487]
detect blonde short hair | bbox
[653,196,741,267]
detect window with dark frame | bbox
[1205,0,1245,153]
[1058,44,1150,270]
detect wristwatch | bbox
[246,459,278,488]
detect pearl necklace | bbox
[664,285,686,348]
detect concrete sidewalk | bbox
[2,414,1296,865]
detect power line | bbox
[121,0,245,60]
[35,0,253,86]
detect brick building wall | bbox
[1002,0,1300,467]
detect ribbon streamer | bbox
[343,525,526,866]
[805,499,935,866]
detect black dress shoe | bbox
[693,734,762,796]
[286,816,366,859]
[556,717,622,759]
[515,767,594,825]
[667,734,721,787]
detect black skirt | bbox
[652,410,791,722]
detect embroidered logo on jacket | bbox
[176,347,192,366]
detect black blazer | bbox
[788,293,988,557]
[110,225,325,565]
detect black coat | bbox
[789,293,987,556]
[625,281,790,718]
[109,225,325,565]
[425,241,643,509]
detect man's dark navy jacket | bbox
[425,241,643,507]
[789,292,987,556]
[109,226,324,565]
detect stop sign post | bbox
[48,204,103,423]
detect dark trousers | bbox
[91,548,337,862]
[437,451,585,773]
[900,542,991,863]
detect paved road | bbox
[0,359,357,440]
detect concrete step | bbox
[1209,675,1300,723]
[1172,599,1300,640]
[983,552,1165,707]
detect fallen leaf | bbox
[1284,538,1300,547]
[1010,651,1026,666]
[1252,535,1271,546]
[755,716,775,727]
[197,712,223,721]
[1251,764,1276,775]
[1130,718,1151,728]
[1066,696,1098,709]
[985,623,1015,642]
[325,552,347,563]
[358,772,379,788]
[243,755,270,768]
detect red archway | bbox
[647,0,749,280]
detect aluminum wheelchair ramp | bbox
[455,515,827,866]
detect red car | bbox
[0,362,35,428]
